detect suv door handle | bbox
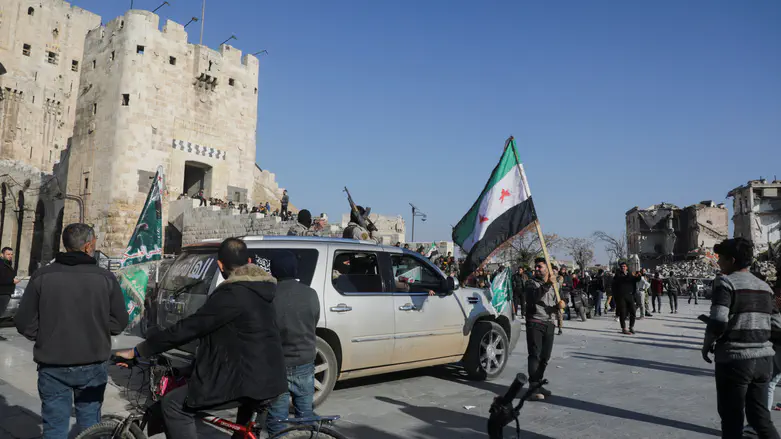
[399,303,417,311]
[330,304,352,313]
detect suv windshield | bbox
[159,251,219,295]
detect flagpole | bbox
[508,136,561,303]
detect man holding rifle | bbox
[343,187,380,243]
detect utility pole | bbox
[199,0,206,45]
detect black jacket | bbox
[612,271,640,300]
[511,273,527,296]
[274,280,320,367]
[0,259,15,296]
[137,264,286,408]
[15,252,129,365]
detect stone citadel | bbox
[0,1,298,275]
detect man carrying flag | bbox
[452,137,563,401]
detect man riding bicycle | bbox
[116,238,286,439]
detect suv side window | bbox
[332,251,384,294]
[391,254,442,292]
[250,248,319,286]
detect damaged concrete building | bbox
[626,201,728,269]
[728,179,781,252]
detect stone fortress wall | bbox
[0,0,100,171]
[63,9,263,256]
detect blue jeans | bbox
[38,362,108,439]
[266,363,315,436]
[593,291,603,316]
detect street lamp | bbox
[152,1,170,13]
[220,35,237,46]
[183,17,199,28]
[409,203,427,243]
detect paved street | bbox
[2,302,778,438]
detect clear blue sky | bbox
[75,0,781,263]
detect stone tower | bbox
[0,0,100,171]
[64,10,260,256]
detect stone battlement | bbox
[86,10,259,73]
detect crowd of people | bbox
[181,189,298,220]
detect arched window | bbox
[28,7,35,16]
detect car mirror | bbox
[446,276,458,291]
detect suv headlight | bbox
[12,286,24,299]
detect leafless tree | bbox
[492,232,561,268]
[593,231,627,263]
[563,237,595,273]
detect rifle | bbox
[343,187,377,232]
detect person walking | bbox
[15,224,129,439]
[591,269,605,317]
[525,257,565,401]
[636,270,651,319]
[266,251,321,436]
[666,275,680,313]
[613,261,641,335]
[688,280,700,305]
[512,266,528,318]
[603,269,615,314]
[703,238,780,439]
[0,247,19,323]
[650,273,664,313]
[554,266,569,335]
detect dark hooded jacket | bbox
[271,251,320,367]
[137,264,286,408]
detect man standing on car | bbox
[703,238,780,439]
[116,238,287,439]
[0,247,19,322]
[15,224,129,439]
[266,251,321,436]
[525,257,565,401]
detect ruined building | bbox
[728,179,781,251]
[626,201,728,269]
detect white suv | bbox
[153,236,521,406]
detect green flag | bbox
[122,166,164,267]
[118,166,164,327]
[489,267,512,314]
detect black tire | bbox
[462,321,509,381]
[270,425,348,439]
[75,420,145,439]
[313,337,338,408]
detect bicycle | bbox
[76,355,346,439]
[486,373,548,439]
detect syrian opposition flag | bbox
[452,137,537,280]
[425,242,440,259]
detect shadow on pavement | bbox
[614,339,700,351]
[428,367,720,437]
[627,335,700,346]
[667,325,708,332]
[569,326,703,340]
[540,396,721,437]
[570,352,712,377]
[374,396,556,439]
[0,392,42,439]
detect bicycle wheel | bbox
[270,424,348,439]
[76,420,146,439]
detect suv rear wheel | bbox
[462,321,509,380]
[313,337,338,407]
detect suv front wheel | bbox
[462,321,509,380]
[313,337,338,407]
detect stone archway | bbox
[14,191,24,272]
[28,200,45,274]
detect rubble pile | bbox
[754,261,778,281]
[657,257,720,279]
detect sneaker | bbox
[622,329,631,335]
[629,329,636,334]
[538,386,552,398]
[645,312,652,317]
[557,329,563,335]
[674,310,678,314]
